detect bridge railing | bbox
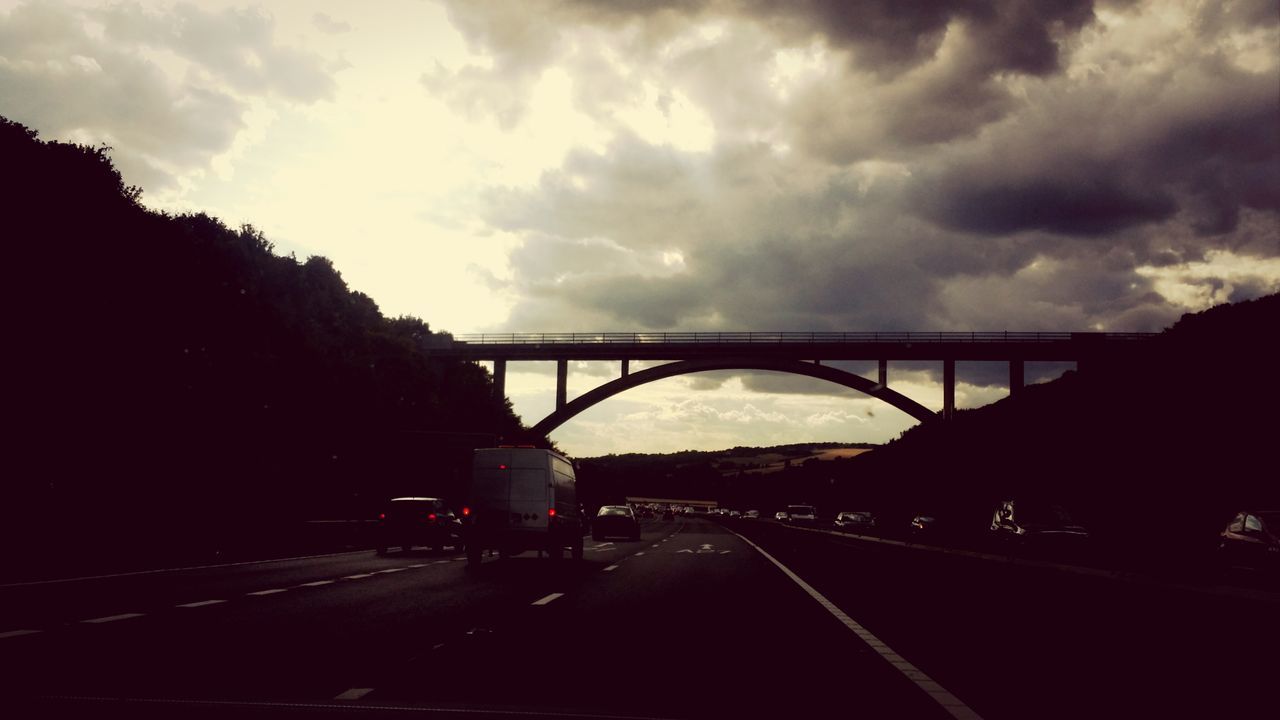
[450,331,1156,345]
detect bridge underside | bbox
[527,357,938,437]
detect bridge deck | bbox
[431,331,1157,361]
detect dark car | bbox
[1218,510,1280,572]
[990,500,1089,557]
[834,511,876,531]
[593,505,641,541]
[376,497,464,555]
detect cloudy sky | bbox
[3,0,1277,456]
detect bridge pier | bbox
[556,359,568,410]
[621,359,629,377]
[1009,359,1024,396]
[492,359,506,401]
[878,359,887,388]
[943,359,955,420]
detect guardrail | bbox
[450,331,1157,345]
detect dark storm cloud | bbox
[738,0,1095,76]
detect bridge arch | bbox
[529,356,937,437]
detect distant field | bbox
[720,447,872,475]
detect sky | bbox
[2,0,1277,456]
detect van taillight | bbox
[548,508,556,517]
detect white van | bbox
[463,447,585,566]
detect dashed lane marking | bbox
[299,580,335,587]
[176,600,225,608]
[730,529,984,720]
[0,550,372,589]
[531,593,564,606]
[603,564,619,572]
[246,589,288,597]
[720,550,731,554]
[343,574,373,580]
[0,629,42,640]
[407,564,427,568]
[376,568,406,574]
[634,551,646,556]
[432,560,451,565]
[334,688,374,701]
[82,613,145,624]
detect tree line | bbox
[1,117,525,570]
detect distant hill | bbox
[576,443,876,509]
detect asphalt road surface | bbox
[1,517,1274,719]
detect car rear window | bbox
[598,506,631,516]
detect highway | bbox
[2,517,1275,719]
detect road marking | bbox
[531,593,564,606]
[82,613,145,624]
[334,688,374,701]
[0,629,41,640]
[651,544,659,548]
[730,529,984,720]
[452,557,465,561]
[720,550,731,554]
[343,573,373,580]
[407,564,427,569]
[603,564,619,572]
[299,580,335,587]
[377,568,406,574]
[432,560,451,565]
[432,643,445,650]
[634,551,646,556]
[247,588,288,596]
[0,550,371,588]
[176,600,225,608]
[676,549,693,554]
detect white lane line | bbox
[82,613,145,624]
[720,550,731,555]
[377,568,406,574]
[531,593,564,606]
[432,643,445,651]
[176,600,225,608]
[432,560,451,565]
[407,564,427,569]
[730,529,983,720]
[246,588,288,596]
[634,551,646,556]
[0,629,42,640]
[0,550,370,589]
[299,580,335,587]
[651,544,659,548]
[603,564,619,572]
[452,557,466,561]
[334,688,374,701]
[343,573,374,580]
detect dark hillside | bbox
[1,117,523,572]
[841,293,1280,564]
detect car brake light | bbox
[498,464,507,470]
[378,513,386,520]
[427,513,437,521]
[548,508,556,517]
[461,507,471,516]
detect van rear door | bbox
[508,451,550,530]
